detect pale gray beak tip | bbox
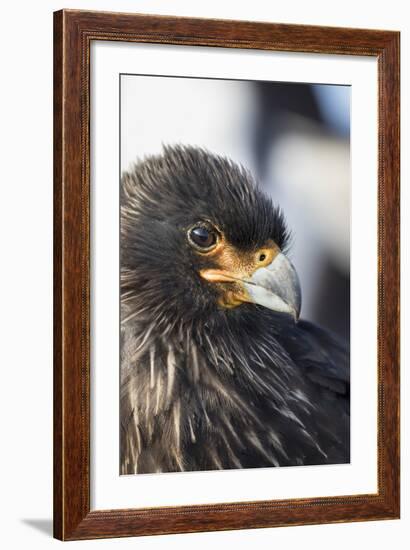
[245,253,302,320]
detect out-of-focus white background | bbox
[122,75,350,340]
[0,1,407,549]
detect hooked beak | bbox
[200,251,301,321]
[243,253,301,321]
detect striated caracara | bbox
[120,145,350,474]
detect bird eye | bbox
[188,225,218,251]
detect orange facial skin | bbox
[198,236,280,309]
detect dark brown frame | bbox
[54,9,400,541]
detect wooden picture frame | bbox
[54,9,400,540]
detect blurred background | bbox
[121,75,350,342]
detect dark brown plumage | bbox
[120,145,349,474]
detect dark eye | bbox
[188,225,217,251]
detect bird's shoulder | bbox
[273,317,349,397]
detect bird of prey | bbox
[120,145,350,475]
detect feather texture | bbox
[120,145,349,474]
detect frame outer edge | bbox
[53,9,64,541]
[54,9,91,540]
[53,9,401,540]
[379,31,400,518]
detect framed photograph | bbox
[54,9,400,540]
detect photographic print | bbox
[120,75,350,475]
